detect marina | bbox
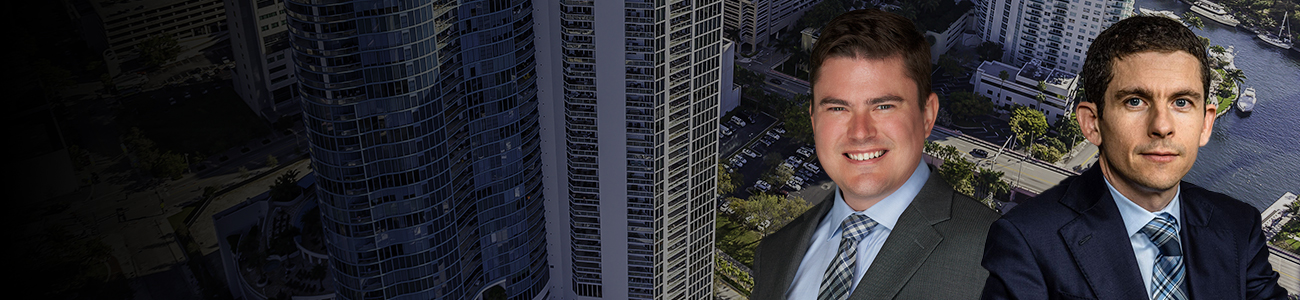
[1189,0,1241,27]
[1262,192,1298,240]
[1258,11,1294,50]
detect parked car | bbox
[742,149,759,158]
[786,179,803,191]
[769,78,783,85]
[771,127,787,134]
[730,116,747,127]
[720,126,733,136]
[755,180,772,191]
[796,147,814,158]
[803,162,821,172]
[766,131,782,139]
[760,137,775,146]
[970,148,989,158]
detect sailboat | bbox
[1258,11,1293,50]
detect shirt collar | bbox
[1104,176,1182,237]
[826,160,930,236]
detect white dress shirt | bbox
[785,161,930,299]
[1104,177,1182,298]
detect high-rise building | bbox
[225,0,297,122]
[723,0,817,52]
[537,0,724,299]
[287,0,549,299]
[975,0,1134,73]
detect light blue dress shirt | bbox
[1104,177,1182,298]
[785,160,930,298]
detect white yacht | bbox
[1258,11,1293,50]
[1190,0,1241,27]
[1237,87,1256,113]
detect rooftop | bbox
[1018,59,1078,90]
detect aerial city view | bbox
[10,0,1299,299]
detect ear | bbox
[808,98,817,134]
[923,92,939,135]
[1199,99,1217,146]
[1076,101,1103,146]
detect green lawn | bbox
[122,87,271,155]
[716,213,762,268]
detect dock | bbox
[1264,192,1299,240]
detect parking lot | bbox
[718,110,830,203]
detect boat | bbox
[1257,11,1293,50]
[1138,8,1181,22]
[1237,87,1256,112]
[1189,0,1241,27]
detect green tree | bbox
[1054,114,1084,147]
[973,168,1011,207]
[1223,68,1248,88]
[718,163,742,195]
[947,91,994,120]
[152,152,187,179]
[139,34,182,68]
[939,158,976,197]
[939,54,965,79]
[266,154,279,168]
[977,41,1005,62]
[731,193,812,237]
[1209,44,1227,56]
[1031,143,1064,163]
[783,100,813,143]
[797,0,847,31]
[1182,11,1205,29]
[270,169,302,201]
[735,65,766,87]
[996,70,1011,104]
[924,141,963,161]
[1010,107,1049,147]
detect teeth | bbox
[847,151,885,161]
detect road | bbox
[928,127,1077,195]
[1269,247,1300,295]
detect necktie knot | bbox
[839,214,879,243]
[1140,213,1183,257]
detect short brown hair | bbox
[1081,16,1211,116]
[809,8,932,108]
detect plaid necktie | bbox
[1140,213,1186,300]
[818,214,878,300]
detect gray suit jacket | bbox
[751,166,1000,299]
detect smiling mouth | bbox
[845,150,886,161]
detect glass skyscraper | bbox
[286,0,548,299]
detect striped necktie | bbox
[818,214,878,300]
[1140,213,1187,300]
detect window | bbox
[261,25,269,31]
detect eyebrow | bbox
[1111,87,1203,103]
[817,95,905,107]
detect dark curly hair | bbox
[1080,16,1211,117]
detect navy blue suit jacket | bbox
[981,167,1286,299]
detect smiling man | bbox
[750,9,999,300]
[981,16,1286,300]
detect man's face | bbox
[1077,51,1215,192]
[811,56,938,207]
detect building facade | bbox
[64,0,227,66]
[975,0,1134,73]
[226,0,297,122]
[971,59,1079,122]
[287,0,549,299]
[723,0,817,52]
[537,0,723,298]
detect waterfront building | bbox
[971,59,1079,122]
[287,0,549,299]
[225,0,297,122]
[975,0,1135,73]
[537,0,723,298]
[724,0,817,52]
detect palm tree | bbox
[1036,80,1048,108]
[1223,68,1248,87]
[998,70,1010,106]
[1182,12,1205,29]
[1209,44,1227,56]
[975,168,1012,206]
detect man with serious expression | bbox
[811,56,938,211]
[1078,51,1215,210]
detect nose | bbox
[1149,105,1174,139]
[848,111,877,141]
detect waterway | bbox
[1138,0,1300,211]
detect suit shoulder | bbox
[999,177,1077,225]
[950,192,1000,224]
[1182,182,1261,218]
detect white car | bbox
[766,131,781,139]
[755,180,772,191]
[786,179,803,191]
[796,147,814,158]
[772,127,787,134]
[720,126,733,136]
[730,116,747,127]
[742,149,759,158]
[803,162,821,172]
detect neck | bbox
[840,191,886,212]
[1099,159,1178,212]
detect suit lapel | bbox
[760,189,837,297]
[1057,167,1148,300]
[1179,185,1234,299]
[850,170,949,299]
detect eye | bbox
[876,104,894,110]
[1173,99,1191,107]
[828,107,847,111]
[1124,98,1143,107]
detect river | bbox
[1136,0,1300,211]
